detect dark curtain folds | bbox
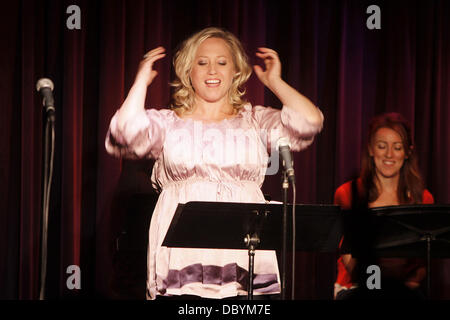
[1,0,449,299]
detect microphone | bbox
[278,137,295,184]
[36,78,55,114]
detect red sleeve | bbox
[334,181,355,290]
[422,189,434,204]
[334,181,353,210]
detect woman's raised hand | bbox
[135,47,166,87]
[253,47,282,90]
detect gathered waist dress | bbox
[105,103,323,299]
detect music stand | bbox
[162,201,342,300]
[343,204,450,298]
[371,204,450,298]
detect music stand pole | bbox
[426,235,431,298]
[245,233,260,300]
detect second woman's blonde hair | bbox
[170,27,252,115]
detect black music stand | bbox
[343,204,450,298]
[162,201,342,300]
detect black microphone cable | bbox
[291,181,296,300]
[36,78,56,300]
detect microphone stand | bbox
[280,164,297,300]
[281,170,289,300]
[39,109,55,300]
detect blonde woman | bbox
[106,27,323,300]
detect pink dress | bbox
[105,103,323,299]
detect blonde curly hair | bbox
[170,27,252,115]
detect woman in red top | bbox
[334,113,434,299]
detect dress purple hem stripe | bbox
[162,262,278,291]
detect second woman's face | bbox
[190,37,236,105]
[369,127,407,179]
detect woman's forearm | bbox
[116,47,166,131]
[342,254,357,276]
[116,80,148,131]
[269,78,323,127]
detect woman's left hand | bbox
[254,47,282,90]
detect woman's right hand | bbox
[135,46,166,87]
